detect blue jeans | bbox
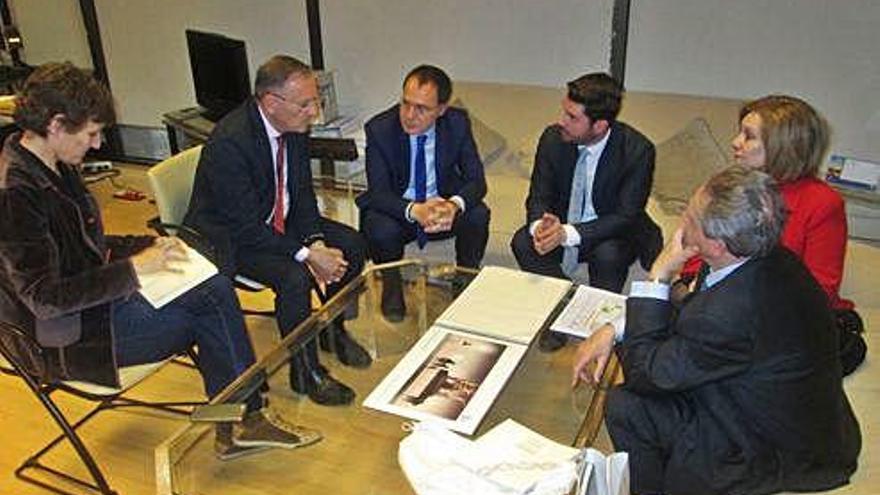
[113,274,261,411]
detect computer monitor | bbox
[185,29,251,122]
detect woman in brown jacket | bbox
[0,62,318,458]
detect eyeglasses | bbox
[400,99,440,118]
[269,91,320,112]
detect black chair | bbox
[0,320,202,495]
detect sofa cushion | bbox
[451,98,507,166]
[485,173,530,235]
[653,117,729,215]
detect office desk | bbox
[155,262,616,494]
[162,107,360,181]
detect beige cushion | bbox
[653,118,729,215]
[147,145,203,225]
[62,360,169,396]
[485,174,530,235]
[451,98,507,167]
[503,131,543,179]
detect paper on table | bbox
[398,419,581,495]
[435,266,571,345]
[137,245,218,308]
[550,285,626,338]
[469,418,581,493]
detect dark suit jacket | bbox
[184,99,323,271]
[355,105,487,221]
[621,248,861,495]
[0,135,136,386]
[525,122,661,264]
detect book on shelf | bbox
[310,114,362,138]
[137,244,218,308]
[364,265,571,434]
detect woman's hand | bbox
[131,237,189,276]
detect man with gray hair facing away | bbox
[572,166,860,494]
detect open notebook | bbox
[364,266,571,434]
[137,245,218,308]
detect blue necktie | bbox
[414,134,428,248]
[562,148,589,276]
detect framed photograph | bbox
[363,325,527,435]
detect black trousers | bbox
[359,202,490,268]
[235,218,366,367]
[605,387,692,494]
[510,225,635,292]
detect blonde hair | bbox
[740,95,830,182]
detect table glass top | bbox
[156,262,605,495]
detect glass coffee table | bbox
[155,261,616,494]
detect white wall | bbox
[8,0,612,127]
[10,0,91,68]
[626,0,880,162]
[322,0,613,115]
[93,0,311,126]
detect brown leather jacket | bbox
[0,134,138,386]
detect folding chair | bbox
[0,320,202,495]
[146,145,276,317]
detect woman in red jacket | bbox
[684,95,866,375]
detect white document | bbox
[399,422,516,495]
[363,325,527,435]
[137,245,218,308]
[550,285,626,339]
[399,419,581,495]
[435,266,571,344]
[470,419,581,493]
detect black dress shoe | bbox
[381,270,406,322]
[290,363,355,406]
[451,274,471,298]
[537,330,568,352]
[319,323,372,368]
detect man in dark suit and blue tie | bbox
[357,65,490,321]
[511,72,661,351]
[184,55,370,406]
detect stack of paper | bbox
[398,418,629,495]
[435,266,572,344]
[399,419,580,495]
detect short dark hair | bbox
[566,72,622,123]
[403,65,452,105]
[700,166,787,258]
[14,62,115,136]
[254,55,313,97]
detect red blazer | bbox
[681,177,853,310]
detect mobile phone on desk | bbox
[190,403,246,423]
